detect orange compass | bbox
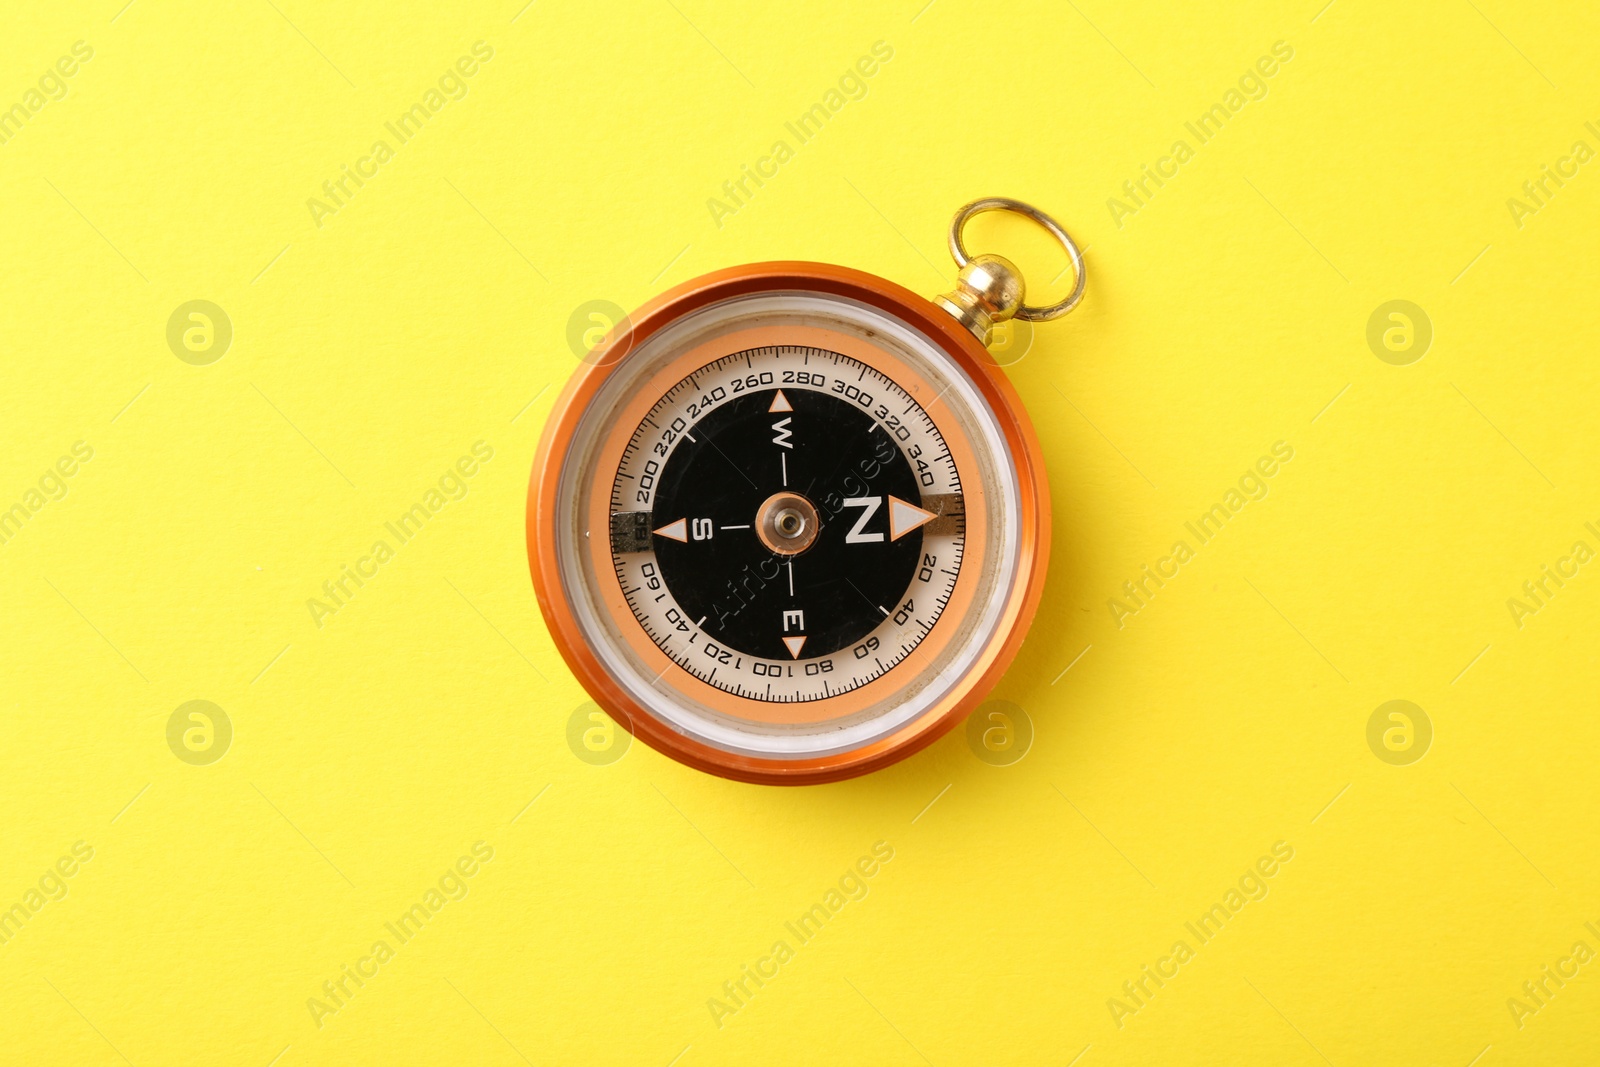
[528,198,1086,784]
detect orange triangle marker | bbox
[653,518,688,542]
[768,390,793,413]
[887,496,937,541]
[782,635,807,659]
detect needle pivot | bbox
[755,492,820,556]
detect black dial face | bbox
[608,344,966,702]
[651,387,920,660]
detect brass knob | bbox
[933,254,1024,345]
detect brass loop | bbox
[948,197,1086,321]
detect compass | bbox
[528,198,1086,783]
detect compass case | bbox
[528,263,1050,784]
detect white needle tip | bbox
[653,518,688,542]
[887,495,937,540]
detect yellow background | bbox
[3,0,1598,1063]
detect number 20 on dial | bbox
[528,199,1088,784]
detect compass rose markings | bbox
[611,347,965,700]
[653,518,689,542]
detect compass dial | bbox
[529,269,1049,783]
[610,347,964,701]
